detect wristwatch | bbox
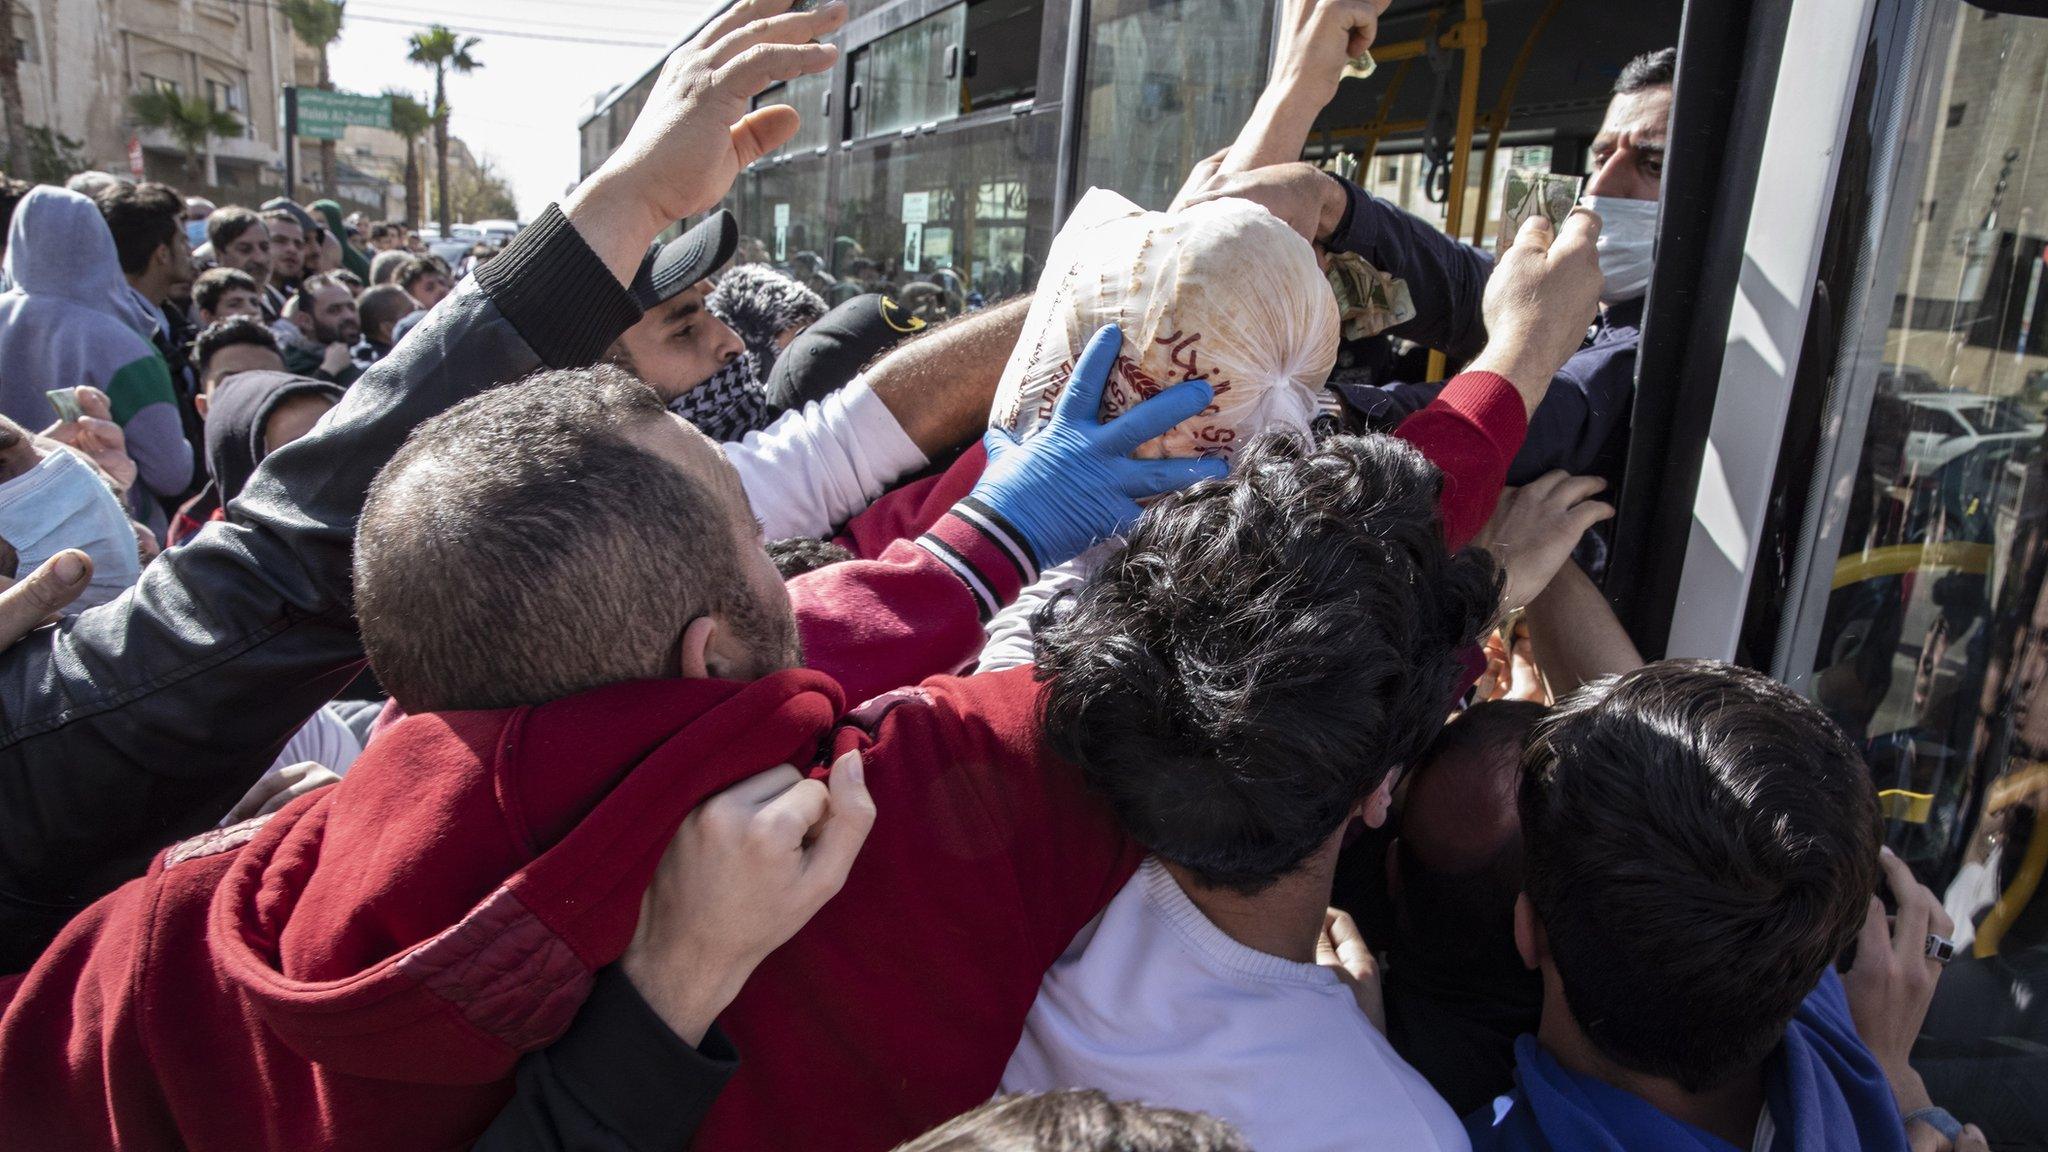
[1903,1106,1963,1143]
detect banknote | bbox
[1496,169,1583,254]
[1326,252,1416,341]
[1342,51,1377,81]
[45,388,81,424]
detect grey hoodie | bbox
[0,186,192,519]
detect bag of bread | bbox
[989,188,1340,462]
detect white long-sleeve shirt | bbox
[1003,858,1471,1152]
[725,377,928,542]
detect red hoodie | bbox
[0,372,1525,1151]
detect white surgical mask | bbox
[1582,194,1660,305]
[0,447,141,615]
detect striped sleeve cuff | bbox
[915,498,1040,622]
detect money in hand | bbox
[1496,168,1584,254]
[45,388,82,424]
[1326,252,1417,341]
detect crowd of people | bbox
[0,0,1992,1149]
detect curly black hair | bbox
[1035,431,1502,894]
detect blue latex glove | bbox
[971,325,1229,569]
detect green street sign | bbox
[294,89,392,140]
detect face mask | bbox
[1582,194,1660,305]
[186,219,210,248]
[0,447,141,615]
[669,352,774,443]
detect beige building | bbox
[8,0,297,195]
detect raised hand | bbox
[1477,472,1616,613]
[971,325,1227,568]
[568,0,847,283]
[1470,210,1605,414]
[1220,0,1392,175]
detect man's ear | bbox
[1514,892,1543,971]
[193,391,210,420]
[678,616,717,680]
[1361,772,1398,830]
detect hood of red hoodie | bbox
[207,668,845,1084]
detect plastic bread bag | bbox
[989,188,1341,463]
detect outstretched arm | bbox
[0,0,851,968]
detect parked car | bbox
[472,219,523,247]
[1898,392,2043,478]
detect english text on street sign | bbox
[295,90,393,140]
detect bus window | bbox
[1078,0,1272,209]
[849,6,970,141]
[1771,4,2048,1140]
[829,114,1057,313]
[965,0,1043,110]
[751,72,835,161]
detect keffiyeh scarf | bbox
[670,351,776,442]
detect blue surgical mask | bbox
[0,447,141,615]
[186,219,210,248]
[1581,194,1660,305]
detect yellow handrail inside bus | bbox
[1426,3,1485,383]
[1358,10,1440,169]
[1975,804,2048,958]
[1468,0,1564,246]
[1830,542,1994,590]
[1877,789,1935,824]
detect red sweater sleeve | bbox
[699,666,1142,1151]
[1391,370,1528,550]
[833,442,988,559]
[792,499,1036,705]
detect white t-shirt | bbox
[725,377,927,542]
[1003,858,1472,1152]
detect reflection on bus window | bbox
[1078,0,1269,208]
[1805,8,2048,1142]
[965,0,1042,111]
[850,6,969,141]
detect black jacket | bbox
[473,966,739,1152]
[0,206,641,969]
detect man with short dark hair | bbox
[397,254,453,309]
[97,182,202,472]
[206,207,279,318]
[260,204,310,292]
[353,283,418,369]
[97,182,192,312]
[1183,42,1676,486]
[280,272,363,385]
[193,266,265,326]
[1474,661,1940,1151]
[189,316,286,398]
[367,221,404,252]
[1378,698,1548,1117]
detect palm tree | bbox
[0,0,30,175]
[128,87,242,186]
[406,25,481,233]
[280,0,346,195]
[385,90,432,226]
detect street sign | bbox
[294,89,392,140]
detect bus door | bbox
[1682,0,2048,1141]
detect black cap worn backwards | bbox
[631,210,739,312]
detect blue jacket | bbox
[1467,971,1910,1152]
[1327,177,1640,485]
